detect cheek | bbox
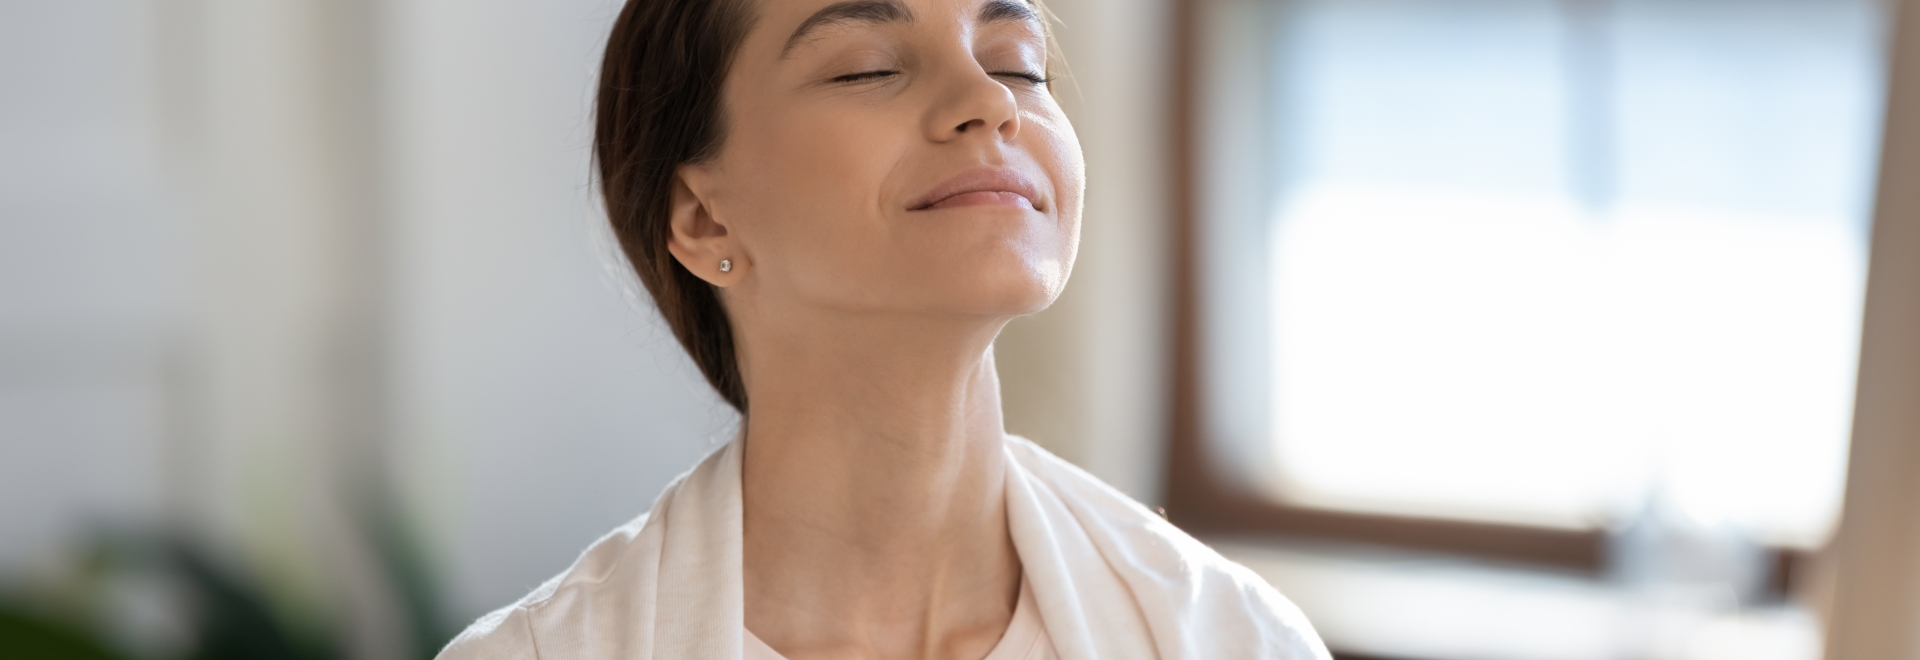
[1028,107,1087,267]
[722,106,907,281]
[1016,110,1086,307]
[725,108,898,235]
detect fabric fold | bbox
[439,435,1329,660]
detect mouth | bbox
[908,168,1045,212]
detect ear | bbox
[665,165,746,287]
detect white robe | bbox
[438,435,1331,660]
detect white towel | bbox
[438,435,1330,660]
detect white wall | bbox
[379,0,731,617]
[0,0,730,641]
[0,0,178,576]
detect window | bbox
[1177,0,1885,562]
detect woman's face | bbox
[672,0,1084,321]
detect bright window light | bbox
[1258,0,1882,548]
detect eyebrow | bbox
[977,0,1040,26]
[781,0,1043,57]
[783,0,914,56]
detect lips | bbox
[908,168,1045,212]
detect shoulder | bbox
[436,511,659,659]
[435,438,745,660]
[1005,436,1330,659]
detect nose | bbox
[924,60,1021,143]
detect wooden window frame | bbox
[1159,0,1809,583]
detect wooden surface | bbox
[1825,0,1920,656]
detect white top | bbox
[438,434,1330,660]
[743,579,1057,660]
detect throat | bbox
[735,328,1026,656]
[738,366,1023,658]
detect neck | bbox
[736,309,1021,660]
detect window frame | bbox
[1158,0,1814,582]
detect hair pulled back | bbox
[595,0,755,412]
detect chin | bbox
[876,216,1077,317]
[934,251,1072,318]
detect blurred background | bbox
[6,0,1920,659]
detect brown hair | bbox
[594,0,756,412]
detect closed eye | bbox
[832,69,900,83]
[993,70,1052,86]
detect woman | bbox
[441,0,1327,657]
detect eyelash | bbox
[832,69,899,83]
[998,71,1053,86]
[829,70,1053,86]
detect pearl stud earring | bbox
[719,259,733,273]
